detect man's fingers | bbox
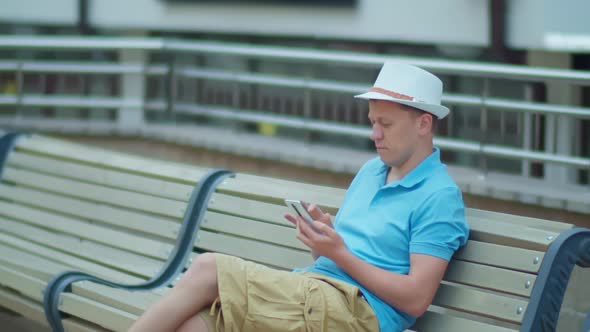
[318,214,334,227]
[305,203,325,220]
[312,220,334,236]
[298,217,321,241]
[284,213,297,226]
[295,218,313,247]
[296,232,313,248]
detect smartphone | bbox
[284,199,315,226]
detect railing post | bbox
[117,48,146,135]
[527,51,579,188]
[479,78,490,176]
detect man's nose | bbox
[370,125,383,141]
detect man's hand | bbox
[284,202,333,228]
[295,216,348,261]
[284,202,339,260]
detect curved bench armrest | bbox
[521,227,590,332]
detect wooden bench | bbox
[0,133,588,332]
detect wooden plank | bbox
[0,265,133,332]
[0,265,47,300]
[0,200,173,260]
[16,135,206,183]
[7,151,195,201]
[466,208,573,233]
[71,281,161,316]
[445,260,536,297]
[60,293,136,332]
[413,311,517,332]
[208,192,292,226]
[196,230,313,270]
[0,217,163,277]
[217,175,343,214]
[0,287,106,332]
[0,244,70,281]
[0,184,179,240]
[432,283,528,324]
[238,173,346,198]
[0,232,142,285]
[2,167,186,219]
[202,211,305,250]
[454,241,544,274]
[468,217,557,251]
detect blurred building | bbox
[0,0,589,213]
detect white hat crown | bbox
[355,61,449,119]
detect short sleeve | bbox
[409,187,469,261]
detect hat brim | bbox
[354,91,449,119]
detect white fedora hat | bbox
[355,61,449,119]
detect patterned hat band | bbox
[369,87,424,103]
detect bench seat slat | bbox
[7,151,194,201]
[413,311,517,331]
[468,217,556,251]
[432,283,528,324]
[445,260,535,297]
[196,230,313,269]
[0,184,179,240]
[0,217,162,276]
[16,135,206,183]
[61,293,135,332]
[71,282,160,316]
[0,287,105,332]
[0,232,142,285]
[208,192,291,226]
[3,167,186,219]
[0,244,68,281]
[453,241,543,274]
[203,211,305,250]
[466,208,573,233]
[0,201,173,260]
[217,175,344,210]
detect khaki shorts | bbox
[198,253,379,332]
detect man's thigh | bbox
[198,254,378,332]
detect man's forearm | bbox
[330,250,427,317]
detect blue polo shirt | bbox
[298,148,469,331]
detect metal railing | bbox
[0,35,589,187]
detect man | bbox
[129,62,469,332]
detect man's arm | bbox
[333,249,447,317]
[296,218,447,318]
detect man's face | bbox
[368,100,426,167]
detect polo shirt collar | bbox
[376,148,442,188]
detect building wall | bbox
[0,0,490,46]
[0,0,77,26]
[507,0,590,52]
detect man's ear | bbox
[417,113,433,134]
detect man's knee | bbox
[179,253,218,289]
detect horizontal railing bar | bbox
[2,90,589,124]
[1,36,590,84]
[143,101,590,168]
[175,68,590,118]
[0,94,138,108]
[2,62,589,118]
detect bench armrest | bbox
[0,132,28,179]
[521,227,590,332]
